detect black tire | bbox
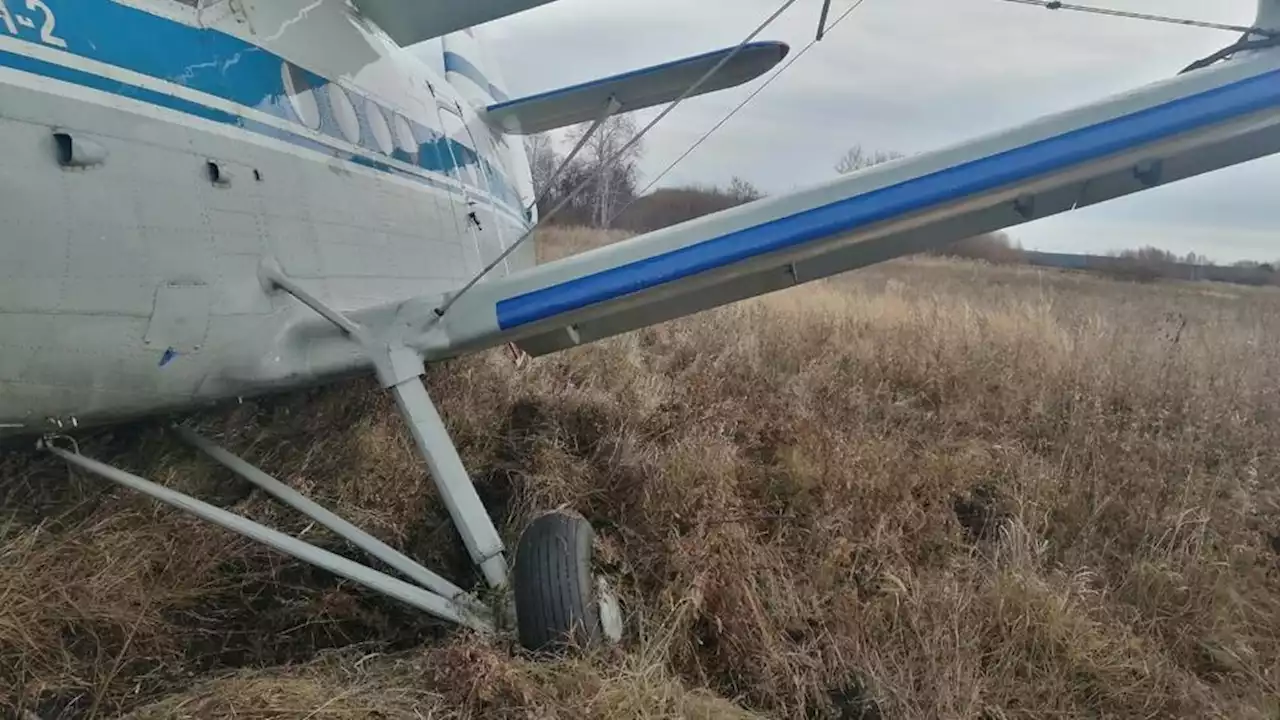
[512,511,602,653]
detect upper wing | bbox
[412,49,1280,360]
[354,0,557,46]
[481,42,790,135]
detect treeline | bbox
[612,179,765,232]
[525,120,767,232]
[526,133,1277,286]
[525,117,645,228]
[1032,247,1280,286]
[525,134,1024,264]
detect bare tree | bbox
[835,145,904,175]
[518,121,643,227]
[525,132,559,197]
[727,176,764,204]
[567,115,644,226]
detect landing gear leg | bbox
[375,347,508,590]
[262,261,511,592]
[376,350,622,652]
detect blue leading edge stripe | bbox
[494,67,1280,331]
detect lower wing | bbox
[412,48,1280,359]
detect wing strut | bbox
[435,95,621,319]
[816,0,833,40]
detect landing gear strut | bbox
[40,265,621,653]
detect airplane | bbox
[3,0,1280,653]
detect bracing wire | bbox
[1182,33,1280,74]
[611,0,1269,227]
[996,0,1277,38]
[434,0,803,318]
[999,0,1280,73]
[607,0,872,228]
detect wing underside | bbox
[354,0,557,46]
[481,42,790,135]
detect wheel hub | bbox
[597,576,624,644]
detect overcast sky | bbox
[484,0,1277,262]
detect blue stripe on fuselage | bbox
[443,51,509,102]
[0,46,239,125]
[494,68,1280,330]
[20,0,307,124]
[0,0,525,219]
[0,42,507,214]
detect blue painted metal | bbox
[0,0,528,223]
[443,51,509,101]
[0,47,239,123]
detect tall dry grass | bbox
[3,228,1279,718]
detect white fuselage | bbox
[0,0,535,435]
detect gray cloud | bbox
[485,0,1276,260]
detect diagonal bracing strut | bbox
[40,439,492,631]
[258,260,511,589]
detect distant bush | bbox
[1228,260,1280,286]
[834,145,905,175]
[1021,249,1280,287]
[1084,247,1280,285]
[1089,253,1167,284]
[932,232,1025,265]
[1106,247,1185,283]
[613,177,764,233]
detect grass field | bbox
[3,228,1280,718]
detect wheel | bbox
[513,511,616,653]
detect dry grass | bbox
[3,227,1280,718]
[535,225,634,262]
